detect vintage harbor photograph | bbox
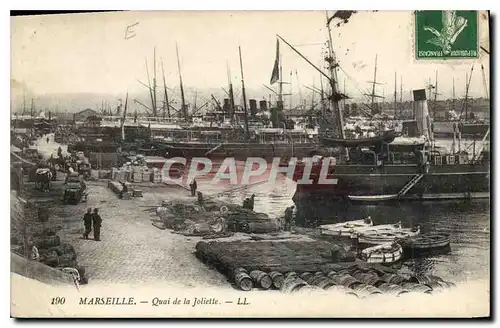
[10,10,491,317]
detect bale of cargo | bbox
[280,276,308,293]
[269,271,284,289]
[90,170,99,180]
[237,220,280,234]
[32,235,61,249]
[99,170,111,179]
[132,189,143,197]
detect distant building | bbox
[74,108,99,122]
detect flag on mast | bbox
[270,39,280,85]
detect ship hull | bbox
[162,142,322,160]
[292,163,490,221]
[432,121,489,137]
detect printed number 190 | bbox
[51,297,66,305]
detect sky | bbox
[11,11,490,106]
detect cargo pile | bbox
[111,165,161,184]
[155,199,280,236]
[195,239,355,275]
[107,181,142,199]
[195,239,456,296]
[10,194,88,285]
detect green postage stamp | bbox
[415,10,478,59]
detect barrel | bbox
[311,276,337,289]
[354,272,383,286]
[377,283,409,296]
[326,284,360,297]
[381,273,406,285]
[331,273,361,288]
[280,277,308,293]
[234,272,253,291]
[300,272,313,282]
[249,270,273,290]
[285,272,298,279]
[269,271,285,289]
[296,285,322,293]
[401,282,433,294]
[352,284,383,298]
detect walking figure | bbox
[92,208,102,241]
[83,208,92,239]
[189,179,197,197]
[284,205,295,231]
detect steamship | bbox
[290,89,490,220]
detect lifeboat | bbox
[360,242,403,264]
[357,226,421,245]
[319,217,373,237]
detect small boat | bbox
[357,226,421,245]
[319,217,373,237]
[347,194,398,202]
[407,233,451,250]
[359,242,403,264]
[349,221,403,238]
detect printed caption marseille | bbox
[162,157,338,185]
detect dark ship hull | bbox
[292,159,490,221]
[162,141,323,160]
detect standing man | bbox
[189,178,197,197]
[92,208,102,241]
[83,208,92,239]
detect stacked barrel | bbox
[228,265,455,298]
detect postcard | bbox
[10,10,490,318]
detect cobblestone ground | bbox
[60,183,229,288]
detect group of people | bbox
[82,208,103,241]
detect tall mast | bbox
[452,77,456,111]
[22,90,26,115]
[161,57,170,118]
[371,55,378,115]
[289,70,293,110]
[343,78,346,115]
[176,43,187,120]
[462,65,474,121]
[400,76,403,117]
[145,58,155,117]
[238,45,250,141]
[226,62,236,124]
[278,54,283,106]
[296,70,303,107]
[481,64,489,99]
[394,72,397,118]
[433,70,439,119]
[153,47,157,118]
[325,11,345,139]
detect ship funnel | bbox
[249,99,257,117]
[412,89,434,141]
[259,100,268,112]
